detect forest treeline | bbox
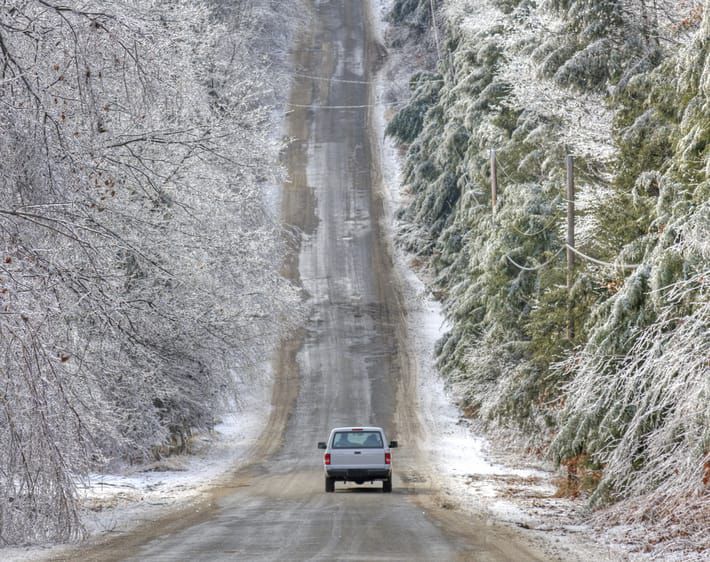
[0,0,301,544]
[387,0,708,537]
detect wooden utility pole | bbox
[430,0,441,60]
[490,149,498,213]
[566,154,575,340]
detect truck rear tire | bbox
[325,476,335,493]
[383,478,392,493]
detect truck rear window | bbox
[331,431,383,449]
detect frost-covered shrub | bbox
[387,72,443,143]
[390,0,432,29]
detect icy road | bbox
[74,1,549,560]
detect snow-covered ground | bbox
[81,384,269,534]
[4,366,272,562]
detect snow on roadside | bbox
[80,364,272,531]
[4,367,272,562]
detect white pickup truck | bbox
[317,426,398,493]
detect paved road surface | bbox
[72,1,548,560]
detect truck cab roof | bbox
[329,426,383,433]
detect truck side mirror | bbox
[317,442,327,449]
[389,440,398,448]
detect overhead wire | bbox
[292,72,375,85]
[496,160,517,183]
[290,71,445,85]
[505,247,565,271]
[286,99,410,110]
[505,245,640,272]
[286,64,446,109]
[565,244,640,270]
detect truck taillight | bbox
[324,453,331,465]
[385,452,391,465]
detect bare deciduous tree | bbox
[0,0,300,544]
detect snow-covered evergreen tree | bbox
[386,0,708,540]
[551,0,709,523]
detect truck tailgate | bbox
[331,449,384,467]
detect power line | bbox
[287,99,409,110]
[290,72,445,85]
[565,244,640,270]
[505,247,565,271]
[497,160,517,183]
[507,245,641,272]
[292,72,374,85]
